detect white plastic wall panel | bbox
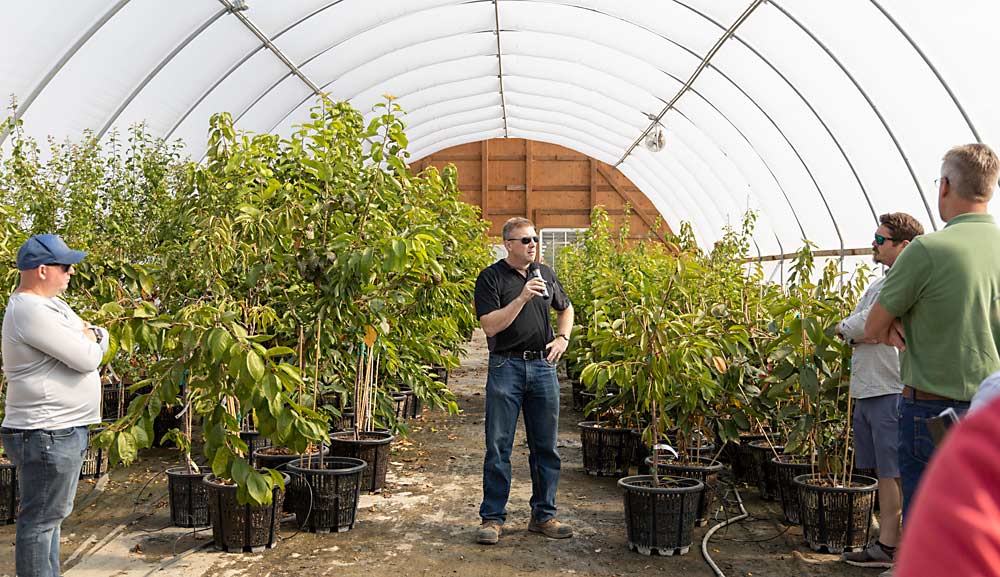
[324,34,498,102]
[409,119,507,155]
[661,109,785,254]
[236,74,315,136]
[17,0,216,148]
[503,55,663,123]
[170,48,289,159]
[406,107,504,143]
[108,16,256,142]
[259,0,465,64]
[734,4,933,240]
[277,55,499,137]
[671,96,803,250]
[4,1,999,256]
[403,92,503,129]
[0,2,117,117]
[395,78,501,118]
[768,1,972,229]
[408,127,506,161]
[284,3,493,77]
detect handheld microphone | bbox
[530,263,550,299]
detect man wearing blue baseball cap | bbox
[1,234,108,577]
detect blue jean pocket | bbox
[46,428,76,439]
[489,355,510,369]
[911,417,935,464]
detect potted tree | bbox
[768,246,878,549]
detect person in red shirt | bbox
[894,393,1000,576]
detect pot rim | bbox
[287,455,367,475]
[618,474,704,494]
[792,473,879,492]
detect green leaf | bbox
[245,350,265,382]
[212,446,231,477]
[116,431,138,464]
[265,346,295,358]
[245,470,272,506]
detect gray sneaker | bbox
[843,542,894,568]
[476,521,502,545]
[528,517,573,539]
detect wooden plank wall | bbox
[410,138,670,241]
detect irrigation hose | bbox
[701,486,749,577]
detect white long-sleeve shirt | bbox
[838,276,904,399]
[2,293,108,429]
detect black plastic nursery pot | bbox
[794,474,878,554]
[166,466,210,528]
[253,446,326,512]
[646,457,724,527]
[152,404,183,446]
[772,455,813,525]
[391,393,408,421]
[579,421,637,478]
[80,428,109,480]
[747,440,784,500]
[571,380,585,413]
[399,385,421,419]
[204,472,289,553]
[101,382,128,422]
[238,430,270,467]
[728,433,768,485]
[286,456,367,533]
[329,409,356,433]
[327,430,394,493]
[619,475,704,556]
[0,460,18,524]
[430,365,449,386]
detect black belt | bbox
[499,350,547,360]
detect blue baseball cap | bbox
[16,234,87,271]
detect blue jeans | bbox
[898,397,968,518]
[480,354,561,525]
[1,426,89,577]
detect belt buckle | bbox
[522,351,532,360]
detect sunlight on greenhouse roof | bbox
[2,0,998,256]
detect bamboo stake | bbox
[840,393,853,487]
[313,316,322,412]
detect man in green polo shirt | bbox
[865,143,1000,521]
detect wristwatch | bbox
[90,327,103,344]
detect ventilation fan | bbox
[644,125,666,152]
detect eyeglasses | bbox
[935,176,948,188]
[45,263,72,272]
[506,236,540,245]
[874,234,897,246]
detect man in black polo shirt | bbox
[474,217,575,545]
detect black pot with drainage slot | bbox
[327,430,395,493]
[204,472,289,553]
[794,473,878,554]
[579,421,638,478]
[619,475,703,556]
[646,457,723,527]
[166,466,210,528]
[80,427,109,480]
[0,459,18,525]
[286,456,367,533]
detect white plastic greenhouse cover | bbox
[2,0,998,254]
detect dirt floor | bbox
[0,331,877,577]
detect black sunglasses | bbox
[45,263,72,272]
[507,236,540,245]
[874,234,898,246]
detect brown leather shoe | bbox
[476,521,502,544]
[528,517,573,539]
